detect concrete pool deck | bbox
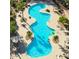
[15,3,68,59]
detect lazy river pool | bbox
[26,3,55,57]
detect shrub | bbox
[27,31,32,38]
[59,16,69,24]
[53,35,59,43]
[11,0,26,11]
[59,16,69,30]
[10,19,16,34]
[46,9,50,12]
[29,16,31,19]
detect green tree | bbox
[59,16,68,24]
[59,16,69,30]
[16,1,26,11]
[46,9,50,12]
[53,35,59,43]
[10,17,16,34]
[27,31,32,38]
[26,31,33,40]
[11,0,26,11]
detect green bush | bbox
[59,16,69,24]
[54,35,58,39]
[27,31,32,38]
[59,16,69,30]
[22,0,26,2]
[46,9,50,12]
[10,18,16,33]
[29,16,31,19]
[53,35,59,43]
[11,0,26,11]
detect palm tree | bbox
[58,43,69,59]
[59,16,69,30]
[53,35,59,43]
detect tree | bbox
[58,40,69,59]
[10,17,16,34]
[59,16,69,30]
[59,16,68,24]
[11,0,26,11]
[46,9,50,13]
[27,31,32,38]
[26,31,33,40]
[53,35,59,43]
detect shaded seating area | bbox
[10,36,26,55]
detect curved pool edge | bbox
[26,3,55,58]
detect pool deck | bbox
[14,3,68,59]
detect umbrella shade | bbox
[17,43,26,54]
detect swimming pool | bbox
[26,3,55,57]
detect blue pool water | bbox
[26,3,55,57]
